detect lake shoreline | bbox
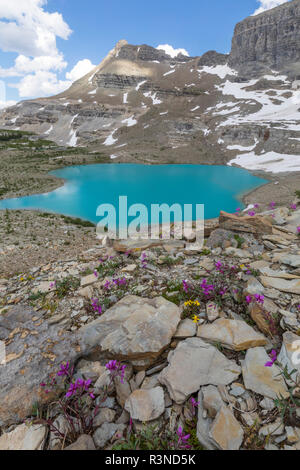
[0,160,299,225]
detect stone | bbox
[159,338,241,404]
[80,274,98,288]
[242,347,289,399]
[206,302,219,322]
[202,385,224,418]
[209,405,244,450]
[64,435,96,450]
[113,239,163,253]
[259,419,285,437]
[278,331,300,381]
[250,303,275,337]
[174,319,197,338]
[32,281,55,294]
[273,253,300,269]
[78,286,94,299]
[0,423,47,450]
[79,295,181,367]
[115,378,132,407]
[125,387,165,422]
[121,264,137,273]
[260,276,300,295]
[219,211,272,235]
[0,306,81,426]
[225,247,253,259]
[93,423,126,448]
[197,318,267,351]
[93,408,116,428]
[285,427,300,444]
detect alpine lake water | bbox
[0,164,267,227]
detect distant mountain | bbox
[1,0,300,172]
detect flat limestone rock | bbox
[260,276,300,295]
[64,435,96,451]
[0,305,81,426]
[278,331,300,381]
[159,338,241,404]
[174,318,197,338]
[79,295,181,367]
[242,347,289,399]
[197,318,267,351]
[209,405,244,451]
[219,211,273,235]
[0,423,47,450]
[125,387,165,422]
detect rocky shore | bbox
[1,203,300,450]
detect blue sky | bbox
[0,0,290,106]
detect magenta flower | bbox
[91,298,102,315]
[297,227,300,234]
[246,295,252,304]
[94,271,98,278]
[291,203,297,210]
[248,210,256,217]
[57,362,70,377]
[269,201,276,209]
[190,397,200,416]
[254,294,265,305]
[176,427,191,450]
[182,280,190,293]
[105,360,127,384]
[254,203,260,209]
[265,349,277,367]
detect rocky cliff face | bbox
[229,0,300,77]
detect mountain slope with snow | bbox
[1,2,300,172]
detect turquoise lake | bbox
[0,164,267,224]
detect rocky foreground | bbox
[1,204,300,450]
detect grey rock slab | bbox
[159,338,241,404]
[79,295,181,367]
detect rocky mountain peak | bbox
[229,0,300,78]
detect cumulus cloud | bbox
[0,1,96,99]
[10,71,71,98]
[253,0,290,15]
[0,0,71,57]
[66,59,96,82]
[156,44,190,58]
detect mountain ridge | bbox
[1,1,300,172]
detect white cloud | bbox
[253,0,290,15]
[66,59,96,82]
[0,54,67,78]
[156,44,190,58]
[0,1,96,99]
[0,0,71,57]
[10,71,72,98]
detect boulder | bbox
[125,387,165,422]
[79,296,181,368]
[219,211,273,234]
[209,405,244,450]
[0,423,47,450]
[0,305,81,426]
[260,276,300,295]
[159,338,241,404]
[197,318,267,351]
[278,332,300,381]
[242,347,289,399]
[64,434,96,450]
